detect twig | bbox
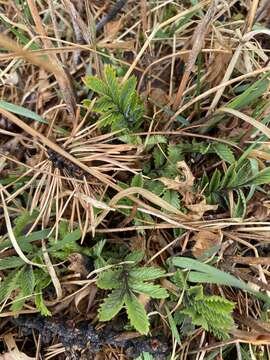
[96,0,128,33]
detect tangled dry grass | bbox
[1,0,270,359]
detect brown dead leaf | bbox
[0,352,35,360]
[150,88,170,107]
[74,285,97,313]
[186,201,218,215]
[104,19,123,39]
[68,253,91,277]
[192,229,222,258]
[2,334,35,360]
[158,161,194,193]
[207,50,232,87]
[185,195,218,220]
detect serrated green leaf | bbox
[243,167,270,186]
[131,282,168,299]
[131,173,143,188]
[84,76,110,96]
[93,96,116,113]
[208,169,221,193]
[49,228,83,259]
[233,189,246,218]
[97,269,121,290]
[20,265,35,294]
[120,75,137,110]
[167,144,184,163]
[62,228,81,243]
[172,270,187,290]
[129,267,165,281]
[125,250,144,263]
[119,134,142,145]
[146,135,167,146]
[165,305,181,344]
[162,190,180,210]
[153,147,165,168]
[35,291,51,316]
[102,112,125,129]
[104,66,119,100]
[99,289,125,321]
[181,285,235,340]
[181,307,209,330]
[125,292,149,334]
[0,256,25,270]
[0,267,25,304]
[0,100,47,124]
[11,265,35,311]
[212,143,235,164]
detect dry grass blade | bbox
[172,0,220,110]
[170,65,270,121]
[26,0,77,121]
[217,107,270,139]
[0,33,63,77]
[41,240,63,300]
[0,189,44,268]
[1,0,270,357]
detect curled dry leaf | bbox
[186,199,218,219]
[192,229,222,259]
[158,161,195,193]
[68,253,92,277]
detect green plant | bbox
[171,257,270,304]
[201,158,270,217]
[0,212,95,316]
[135,352,155,360]
[179,285,234,340]
[143,140,236,212]
[96,251,168,334]
[84,65,144,143]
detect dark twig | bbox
[96,0,128,33]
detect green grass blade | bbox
[172,257,270,304]
[0,101,47,124]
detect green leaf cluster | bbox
[180,285,234,340]
[0,213,94,316]
[170,256,270,340]
[201,158,270,217]
[171,256,270,304]
[144,140,235,211]
[0,264,51,316]
[84,66,144,137]
[96,251,168,334]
